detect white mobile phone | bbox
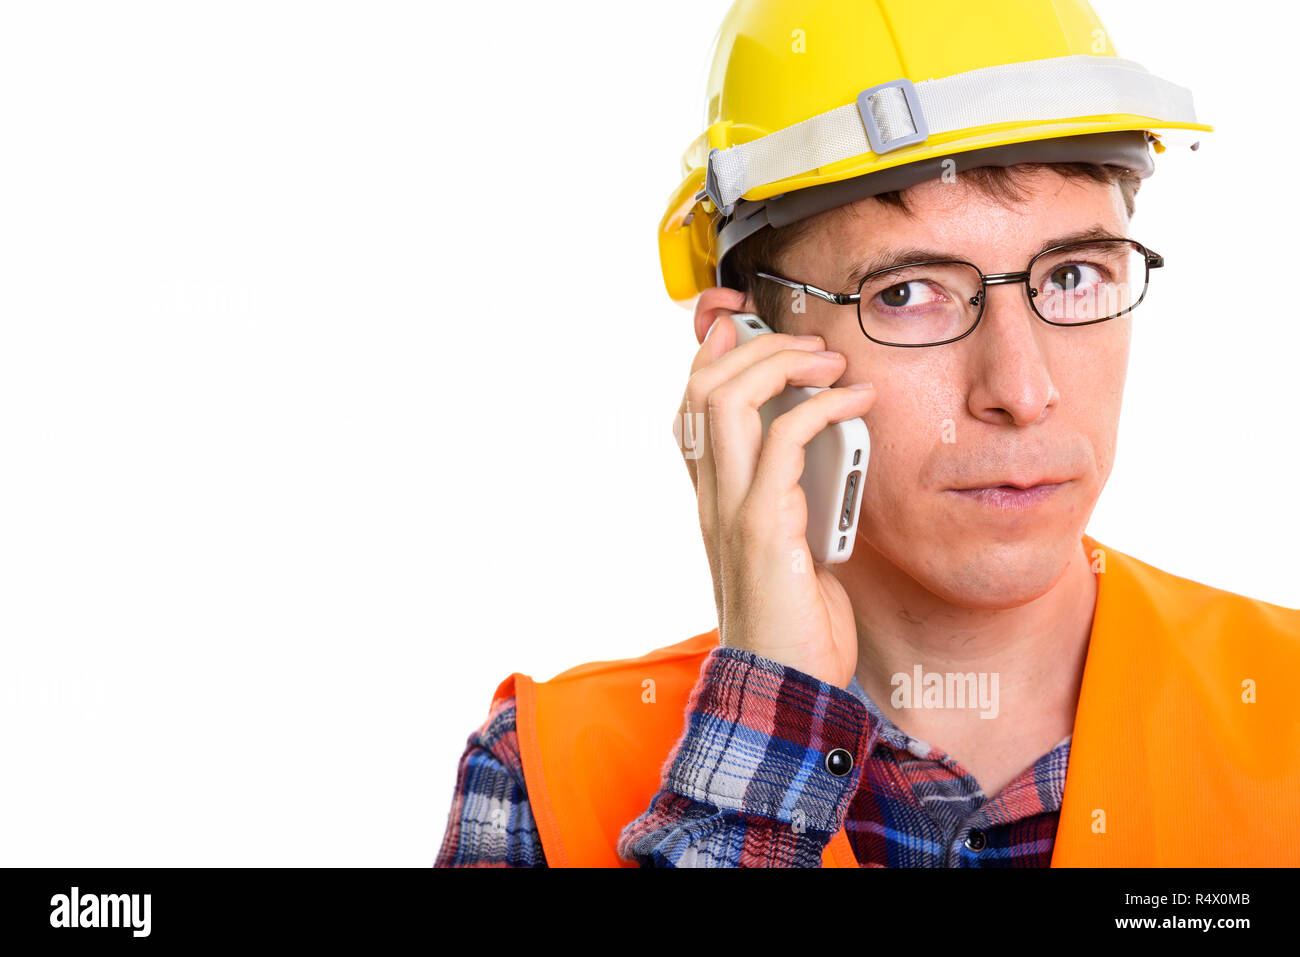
[730,313,870,564]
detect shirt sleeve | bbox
[617,645,877,867]
[434,694,548,867]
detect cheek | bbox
[1085,389,1124,489]
[840,352,959,522]
[1058,327,1131,483]
[855,389,951,527]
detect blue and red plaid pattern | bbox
[435,644,1069,867]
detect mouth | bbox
[946,479,1071,510]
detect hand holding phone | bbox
[672,312,876,689]
[730,314,870,565]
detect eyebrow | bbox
[840,225,1123,289]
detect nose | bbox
[965,280,1059,427]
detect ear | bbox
[692,285,759,344]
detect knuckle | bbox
[706,384,735,419]
[765,413,797,446]
[684,369,711,413]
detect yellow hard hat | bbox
[659,0,1213,307]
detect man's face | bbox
[757,168,1133,608]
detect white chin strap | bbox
[700,54,1203,215]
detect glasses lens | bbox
[1030,241,1146,324]
[857,262,982,346]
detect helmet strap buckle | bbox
[857,78,929,154]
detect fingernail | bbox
[816,350,841,358]
[795,334,821,340]
[704,317,722,342]
[847,382,873,390]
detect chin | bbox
[903,528,1082,610]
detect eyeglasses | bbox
[757,238,1163,348]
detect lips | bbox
[946,480,1070,510]
[952,477,1070,491]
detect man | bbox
[435,0,1300,867]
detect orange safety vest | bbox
[490,533,1300,866]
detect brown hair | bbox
[719,163,1142,334]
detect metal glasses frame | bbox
[756,238,1164,348]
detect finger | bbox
[673,317,733,491]
[677,316,745,625]
[685,333,831,559]
[676,326,825,492]
[708,348,853,529]
[748,382,877,515]
[680,325,825,628]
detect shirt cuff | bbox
[662,645,880,835]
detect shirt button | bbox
[825,748,854,776]
[964,829,986,851]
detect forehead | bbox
[794,168,1129,275]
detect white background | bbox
[0,1,1294,866]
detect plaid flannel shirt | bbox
[435,644,1069,867]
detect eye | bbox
[875,280,945,309]
[1044,262,1106,292]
